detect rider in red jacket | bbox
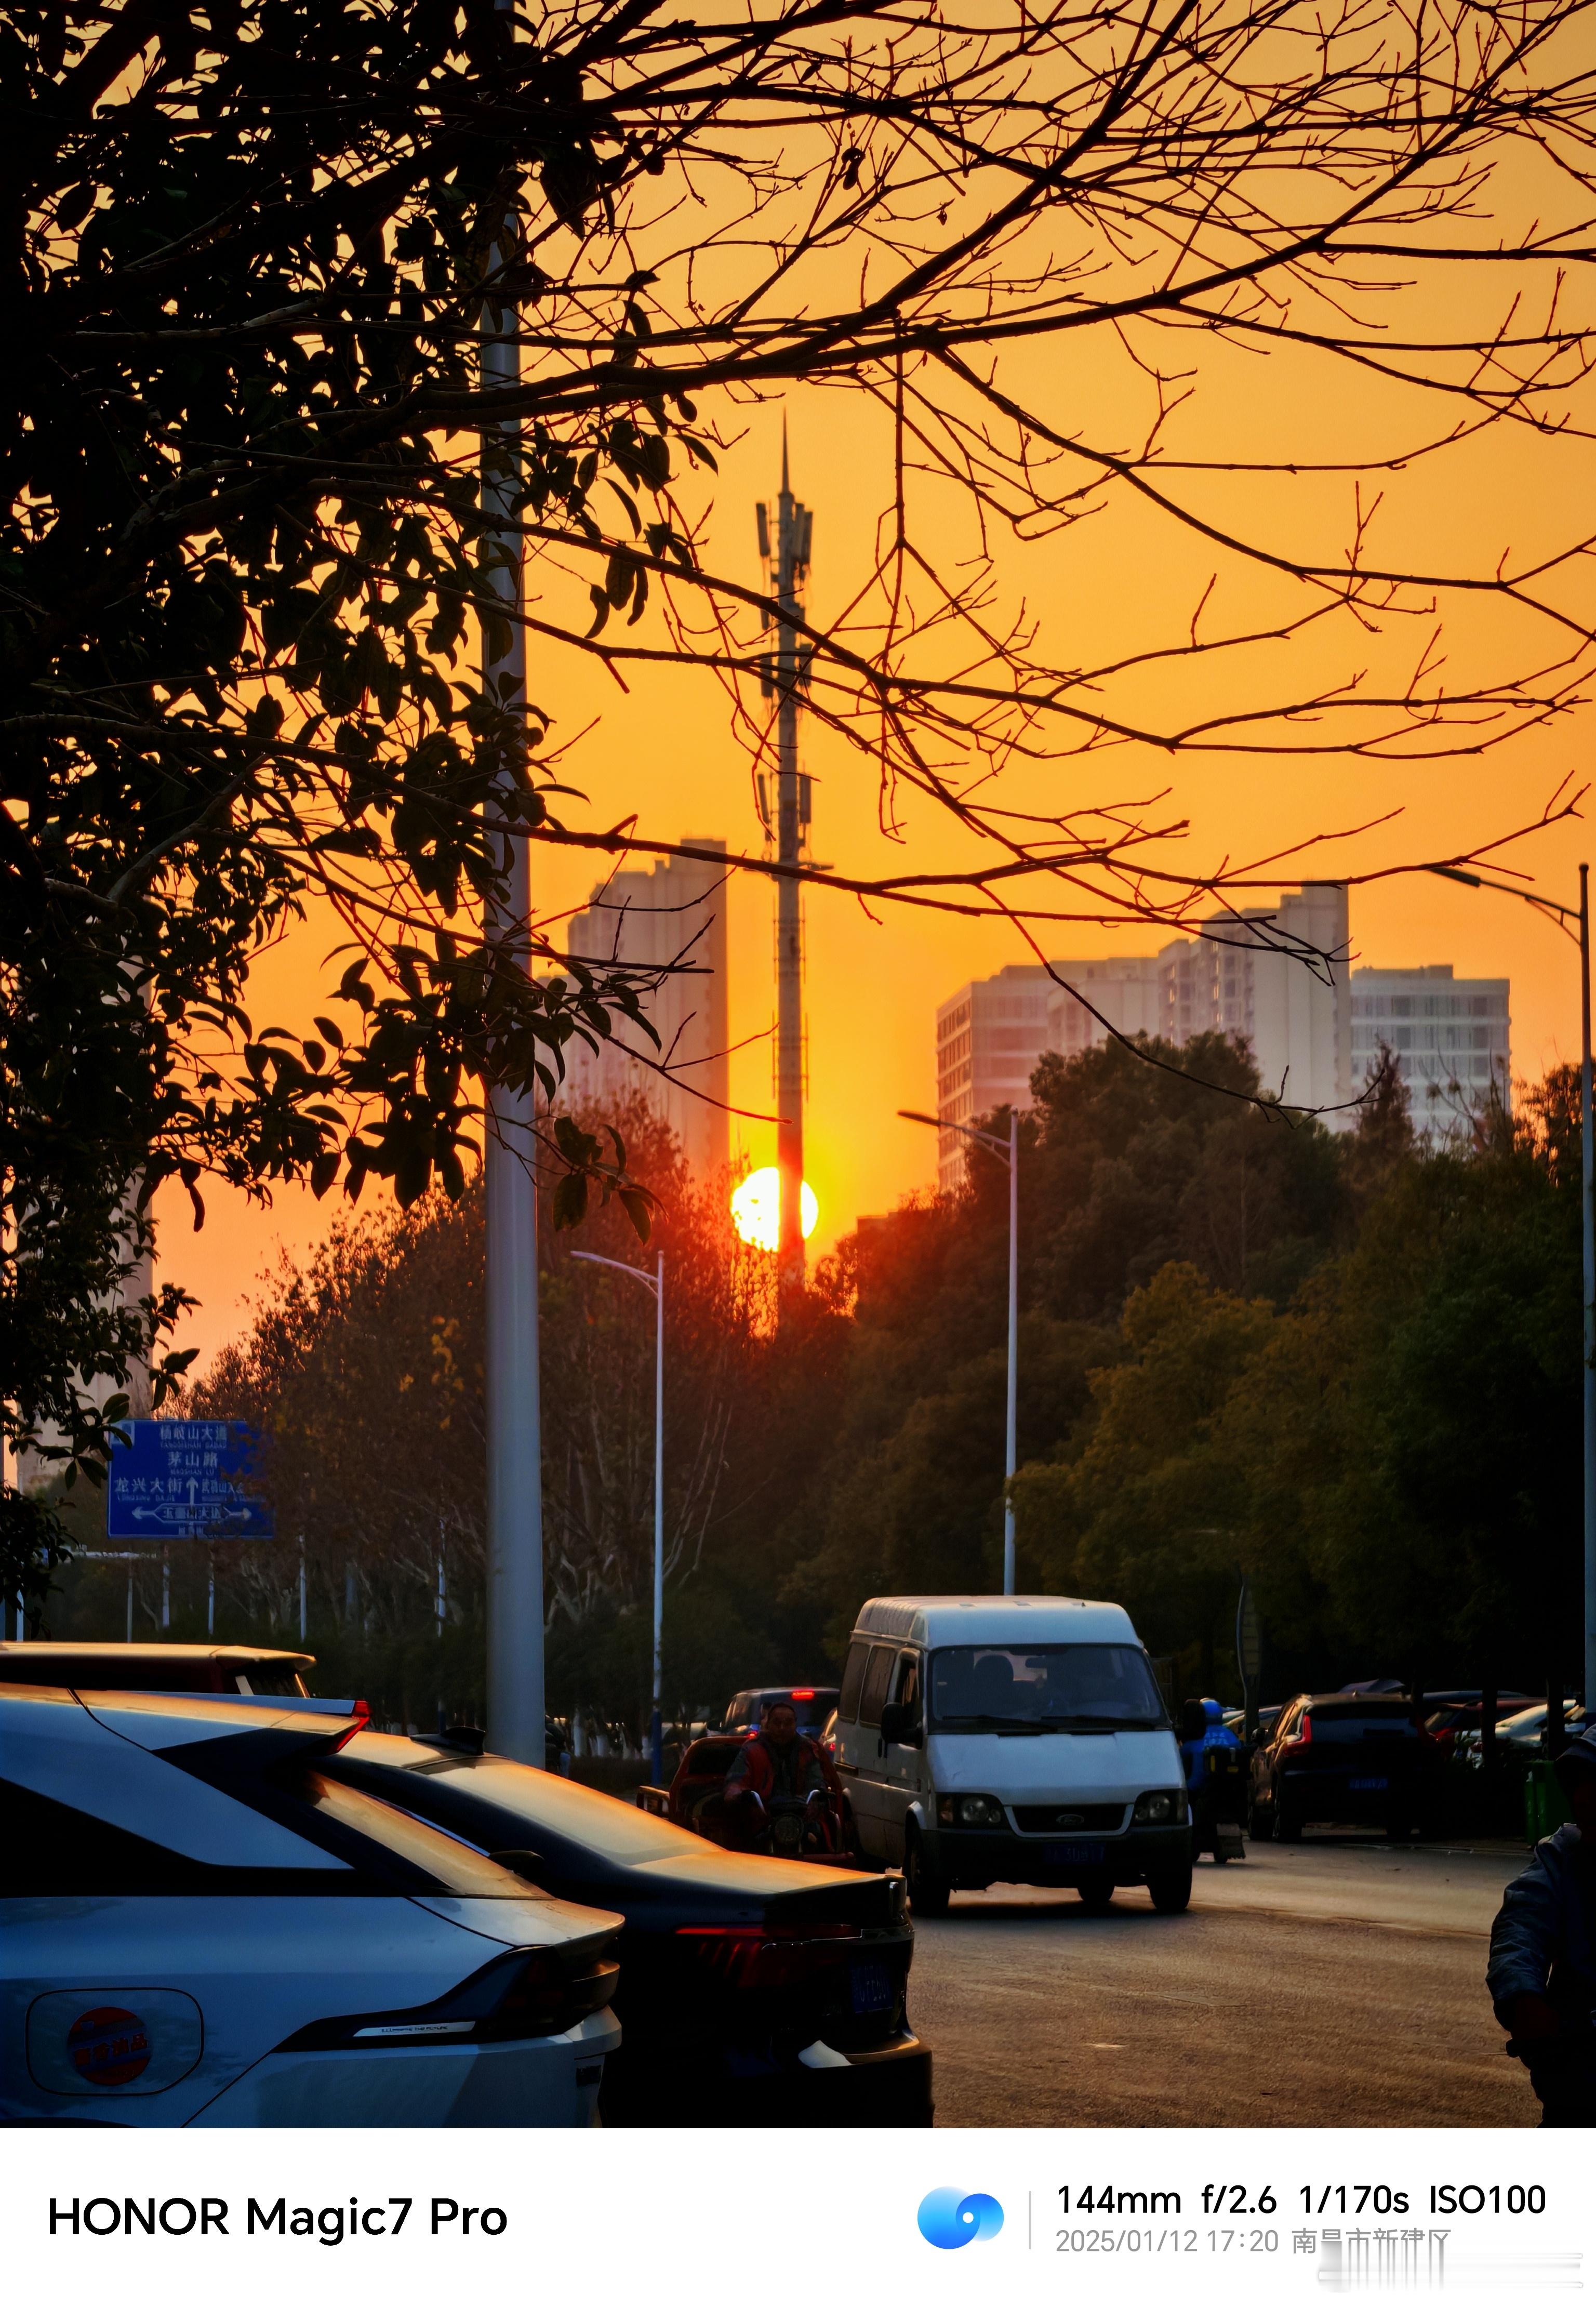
[724,1700,845,1846]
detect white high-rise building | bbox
[1046,956,1166,1061]
[1158,882,1352,1119]
[1349,964,1511,1139]
[561,841,730,1179]
[935,966,1054,1194]
[934,885,1358,1187]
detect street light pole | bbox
[1004,1106,1019,1596]
[900,1105,1020,1594]
[480,100,546,1768]
[1582,865,1595,1712]
[571,1250,667,1780]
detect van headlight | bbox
[1133,1789,1186,1825]
[937,1793,1006,1828]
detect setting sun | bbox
[730,1166,819,1254]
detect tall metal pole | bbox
[482,138,546,1766]
[652,1251,665,1783]
[570,1249,666,1775]
[1581,864,1595,1711]
[1004,1107,1019,1596]
[772,427,810,1316]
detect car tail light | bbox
[790,1689,816,1701]
[675,1921,862,1992]
[276,1943,619,2053]
[1285,1714,1313,1747]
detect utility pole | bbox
[481,85,546,1767]
[757,427,813,1318]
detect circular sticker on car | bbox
[67,2006,151,2087]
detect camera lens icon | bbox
[917,2189,1004,2249]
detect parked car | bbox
[1483,1701,1593,1751]
[1424,1694,1534,1754]
[326,1726,932,2126]
[722,1685,840,1738]
[0,1640,314,1696]
[832,1595,1192,1917]
[1247,1693,1441,1840]
[2,1684,621,2126]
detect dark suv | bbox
[1248,1694,1439,1840]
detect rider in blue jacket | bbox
[1486,1723,1596,2128]
[1180,1697,1241,1794]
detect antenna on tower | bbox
[755,426,813,1315]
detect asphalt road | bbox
[908,1831,1538,2127]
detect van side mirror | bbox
[879,1702,922,1749]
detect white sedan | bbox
[1,1683,622,2126]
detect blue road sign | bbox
[106,1420,275,1541]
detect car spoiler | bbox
[77,1689,368,1775]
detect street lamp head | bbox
[569,1249,660,1294]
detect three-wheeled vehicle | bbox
[639,1732,860,1864]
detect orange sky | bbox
[154,351,1596,1375]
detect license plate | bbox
[1044,1840,1105,1865]
[1349,1776,1388,1792]
[850,1962,893,2015]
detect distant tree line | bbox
[47,1046,1582,1726]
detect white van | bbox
[833,1596,1191,1915]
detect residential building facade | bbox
[935,884,1360,1187]
[560,841,730,1179]
[935,965,1055,1194]
[1349,964,1511,1139]
[1159,882,1352,1119]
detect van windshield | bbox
[929,1645,1166,1730]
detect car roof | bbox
[2,1680,354,1734]
[339,1730,890,1909]
[729,1685,837,1703]
[852,1595,1138,1647]
[0,1641,313,1666]
[1302,1693,1415,1710]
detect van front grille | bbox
[1012,1803,1126,1834]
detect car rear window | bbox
[237,1667,309,1697]
[289,1772,550,1894]
[403,1757,712,1865]
[0,1655,222,1691]
[1306,1706,1419,1740]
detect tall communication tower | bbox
[755,428,813,1312]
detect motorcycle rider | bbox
[724,1699,831,1846]
[725,1698,827,1802]
[1180,1697,1242,1793]
[1486,1721,1596,2128]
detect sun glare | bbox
[730,1167,819,1253]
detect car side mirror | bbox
[879,1702,922,1748]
